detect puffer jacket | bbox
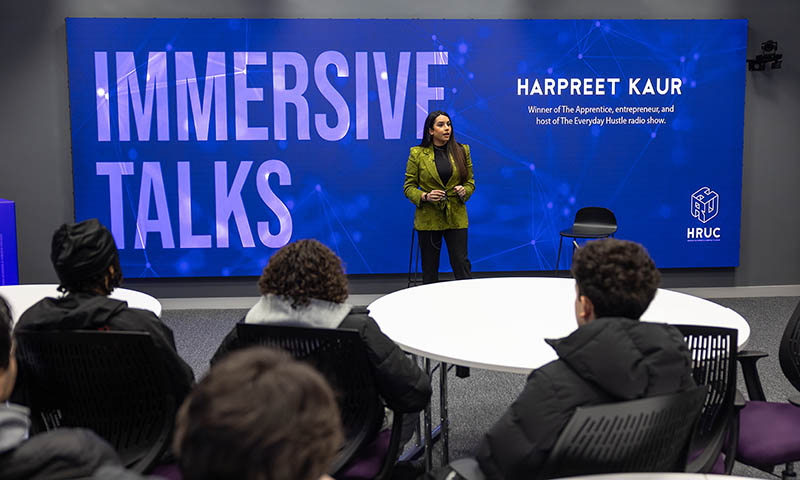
[476,317,695,480]
[14,293,195,403]
[0,403,121,479]
[212,295,432,414]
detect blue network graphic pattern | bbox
[66,19,747,277]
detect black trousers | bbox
[418,228,472,284]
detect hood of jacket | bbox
[18,293,128,331]
[245,294,352,329]
[0,403,30,454]
[546,317,692,400]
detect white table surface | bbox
[0,284,162,324]
[368,277,750,374]
[549,474,758,480]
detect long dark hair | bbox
[420,110,467,184]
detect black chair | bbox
[555,207,617,272]
[734,300,800,479]
[675,325,739,474]
[443,387,707,480]
[230,323,403,480]
[739,300,800,404]
[14,330,177,473]
[540,386,707,478]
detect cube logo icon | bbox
[691,187,719,224]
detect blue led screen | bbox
[66,18,747,277]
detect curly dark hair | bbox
[571,238,660,320]
[174,347,343,480]
[258,239,349,308]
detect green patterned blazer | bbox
[403,144,475,231]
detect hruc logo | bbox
[690,187,718,224]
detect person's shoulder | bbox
[339,306,371,329]
[627,319,685,342]
[114,305,160,321]
[4,428,120,478]
[522,358,608,415]
[15,298,52,324]
[106,306,167,335]
[409,145,428,155]
[529,358,578,386]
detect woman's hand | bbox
[426,189,446,202]
[454,185,466,200]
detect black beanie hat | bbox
[51,219,119,286]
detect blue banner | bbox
[66,18,747,277]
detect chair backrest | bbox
[573,207,617,231]
[233,323,384,473]
[778,300,800,392]
[540,386,707,479]
[14,330,176,473]
[674,325,738,473]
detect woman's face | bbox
[428,115,452,146]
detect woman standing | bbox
[403,110,475,284]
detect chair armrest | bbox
[737,350,769,401]
[738,350,768,359]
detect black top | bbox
[15,293,195,403]
[211,305,432,414]
[433,144,452,185]
[476,317,695,480]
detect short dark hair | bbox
[174,347,343,480]
[258,239,349,308]
[0,295,12,369]
[51,219,122,295]
[571,238,660,320]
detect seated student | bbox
[476,239,695,480]
[213,239,431,478]
[14,219,194,402]
[0,295,123,479]
[174,346,343,480]
[213,239,431,414]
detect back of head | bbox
[571,238,660,320]
[50,219,121,295]
[258,239,348,308]
[174,347,343,480]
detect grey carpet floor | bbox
[161,296,800,479]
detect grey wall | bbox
[1,0,798,297]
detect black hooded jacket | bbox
[0,428,121,480]
[476,317,695,480]
[14,293,195,402]
[212,305,431,414]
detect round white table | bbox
[367,277,751,469]
[548,474,757,480]
[0,284,162,324]
[368,277,750,374]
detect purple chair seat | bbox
[337,429,393,479]
[738,401,800,469]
